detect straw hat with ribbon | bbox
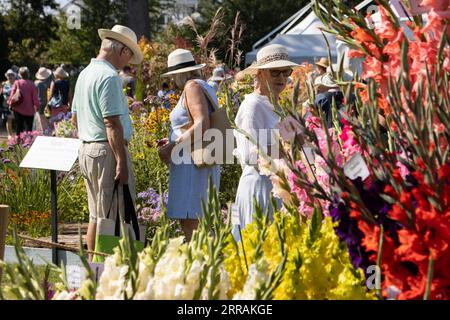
[315,57,330,69]
[98,25,143,65]
[162,49,206,77]
[53,67,69,79]
[35,67,52,80]
[239,44,298,77]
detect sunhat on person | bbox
[249,44,298,70]
[98,25,144,65]
[53,67,69,79]
[208,66,233,82]
[35,67,52,80]
[315,57,330,69]
[4,69,15,78]
[162,49,206,77]
[239,44,298,77]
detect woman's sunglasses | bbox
[269,69,293,77]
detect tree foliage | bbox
[196,0,310,61]
[2,0,58,70]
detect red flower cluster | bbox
[354,163,450,299]
[350,7,449,116]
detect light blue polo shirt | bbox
[72,59,133,142]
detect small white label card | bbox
[66,265,87,289]
[231,203,241,226]
[343,152,370,181]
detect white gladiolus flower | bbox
[96,254,130,300]
[233,261,269,300]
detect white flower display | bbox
[232,260,269,300]
[95,253,133,300]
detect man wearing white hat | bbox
[71,25,143,260]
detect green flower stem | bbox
[423,256,434,300]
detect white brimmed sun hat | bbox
[162,49,206,77]
[208,66,233,82]
[4,69,16,78]
[249,44,298,70]
[53,67,69,79]
[98,25,143,65]
[35,67,52,80]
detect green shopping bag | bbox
[93,182,146,263]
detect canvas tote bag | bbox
[92,182,146,263]
[9,81,23,109]
[184,80,234,167]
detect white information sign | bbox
[20,136,82,172]
[67,265,87,289]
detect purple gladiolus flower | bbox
[2,158,11,164]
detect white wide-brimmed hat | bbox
[249,44,298,70]
[35,67,52,80]
[208,66,233,82]
[98,25,143,65]
[54,67,69,79]
[162,49,206,77]
[4,69,15,78]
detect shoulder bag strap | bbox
[183,80,217,124]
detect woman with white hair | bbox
[7,66,39,135]
[232,44,298,240]
[158,49,221,241]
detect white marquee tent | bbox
[244,0,416,71]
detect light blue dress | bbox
[166,79,221,220]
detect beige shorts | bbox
[78,142,136,223]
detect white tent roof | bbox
[245,34,337,65]
[285,11,327,35]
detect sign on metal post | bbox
[20,137,82,265]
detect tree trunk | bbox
[127,0,151,41]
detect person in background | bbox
[158,48,221,241]
[0,69,17,138]
[34,67,52,114]
[71,25,143,261]
[207,66,232,92]
[119,65,135,98]
[157,82,175,109]
[48,66,71,118]
[232,44,298,241]
[7,67,39,135]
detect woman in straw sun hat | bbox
[71,24,143,260]
[232,43,298,241]
[47,66,72,121]
[35,67,52,116]
[157,48,221,241]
